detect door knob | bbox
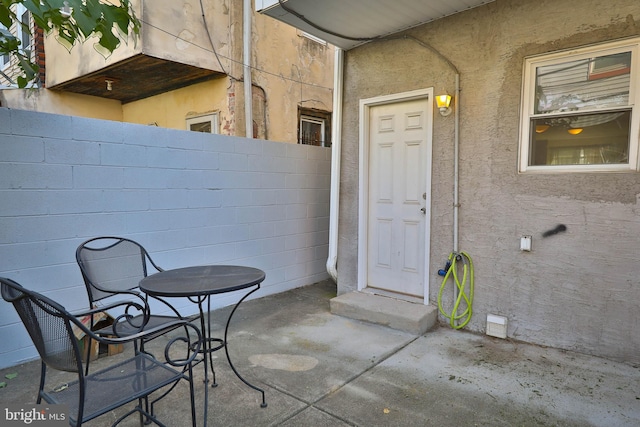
[420,207,426,214]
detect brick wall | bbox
[0,108,331,368]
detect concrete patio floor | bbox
[1,279,639,426]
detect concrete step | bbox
[330,291,438,335]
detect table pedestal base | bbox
[196,283,267,426]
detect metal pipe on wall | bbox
[243,0,253,138]
[453,73,460,253]
[452,73,460,325]
[327,48,344,283]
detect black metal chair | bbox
[1,277,201,427]
[75,237,197,371]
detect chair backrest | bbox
[1,278,81,373]
[76,237,161,304]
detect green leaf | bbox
[1,0,139,87]
[0,31,20,53]
[97,27,120,53]
[0,5,12,28]
[72,8,96,38]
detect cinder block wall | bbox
[0,108,331,369]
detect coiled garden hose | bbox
[437,251,474,329]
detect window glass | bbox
[297,108,331,147]
[530,110,630,166]
[20,11,30,50]
[0,25,10,67]
[299,116,324,146]
[534,52,630,114]
[189,121,212,133]
[520,39,639,172]
[186,114,218,134]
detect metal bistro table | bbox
[139,265,267,425]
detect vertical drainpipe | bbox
[453,73,460,254]
[326,47,344,283]
[243,0,253,138]
[452,73,460,323]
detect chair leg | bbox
[36,362,46,404]
[135,340,153,424]
[138,398,145,426]
[188,365,197,427]
[149,326,198,417]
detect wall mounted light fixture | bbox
[105,79,114,91]
[567,128,583,135]
[436,94,452,116]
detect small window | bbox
[0,24,10,68]
[20,10,30,50]
[300,116,325,146]
[186,113,219,133]
[519,38,640,172]
[298,109,331,147]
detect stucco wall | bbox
[0,107,331,369]
[44,0,226,87]
[338,0,640,363]
[0,90,124,120]
[44,0,144,87]
[122,78,230,129]
[252,11,335,143]
[19,0,334,145]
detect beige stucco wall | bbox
[0,79,230,126]
[44,0,227,87]
[0,89,123,120]
[44,1,142,87]
[122,78,230,130]
[339,0,640,363]
[252,11,335,142]
[140,0,229,73]
[19,0,334,144]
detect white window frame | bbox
[186,113,219,134]
[519,38,640,173]
[19,5,30,52]
[1,5,29,71]
[0,23,11,69]
[299,115,326,146]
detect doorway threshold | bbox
[362,287,424,304]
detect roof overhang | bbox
[257,0,495,50]
[48,55,225,104]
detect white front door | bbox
[359,90,432,300]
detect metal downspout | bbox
[453,73,460,254]
[327,48,344,282]
[243,0,253,138]
[452,73,460,322]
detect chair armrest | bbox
[70,299,147,318]
[72,298,151,337]
[69,316,203,366]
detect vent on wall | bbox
[486,314,508,339]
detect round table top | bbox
[139,265,266,297]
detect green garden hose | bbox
[437,251,474,329]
